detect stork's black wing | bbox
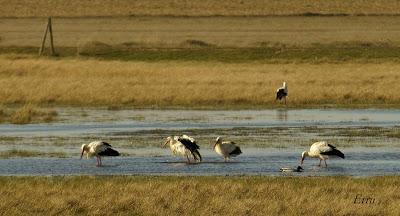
[327,144,337,149]
[276,89,287,100]
[320,147,345,159]
[178,137,200,151]
[229,146,242,156]
[98,148,120,156]
[101,142,112,147]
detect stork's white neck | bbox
[213,140,220,149]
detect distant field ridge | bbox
[2,0,400,17]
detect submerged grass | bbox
[0,176,398,215]
[0,149,66,158]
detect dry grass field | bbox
[0,176,398,215]
[1,16,400,47]
[1,0,400,17]
[0,57,399,108]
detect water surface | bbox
[0,148,398,177]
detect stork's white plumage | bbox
[80,141,120,166]
[301,141,345,167]
[163,135,202,163]
[213,137,242,162]
[276,82,288,104]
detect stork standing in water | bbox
[276,82,288,104]
[80,141,120,166]
[163,135,202,163]
[213,137,242,162]
[301,141,345,167]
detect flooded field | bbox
[0,148,399,177]
[0,108,399,176]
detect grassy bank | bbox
[1,0,400,17]
[3,42,400,63]
[0,176,398,215]
[0,57,399,108]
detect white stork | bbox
[213,137,242,162]
[80,141,120,166]
[301,141,345,167]
[163,135,202,163]
[276,81,288,104]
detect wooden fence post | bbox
[38,18,50,56]
[39,17,56,56]
[48,17,55,55]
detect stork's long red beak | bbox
[213,142,217,150]
[162,140,169,147]
[300,157,304,165]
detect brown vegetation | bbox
[0,58,399,108]
[0,104,57,124]
[0,176,398,215]
[1,0,400,17]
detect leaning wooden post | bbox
[48,17,56,55]
[39,18,50,56]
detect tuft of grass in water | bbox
[386,131,400,138]
[324,127,400,139]
[0,149,67,158]
[131,115,146,121]
[9,104,58,124]
[0,176,398,215]
[106,105,123,111]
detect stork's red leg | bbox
[186,155,191,164]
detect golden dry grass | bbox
[0,176,399,215]
[2,16,400,47]
[0,57,399,108]
[1,0,400,17]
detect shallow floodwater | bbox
[0,148,399,176]
[0,108,399,176]
[0,108,399,136]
